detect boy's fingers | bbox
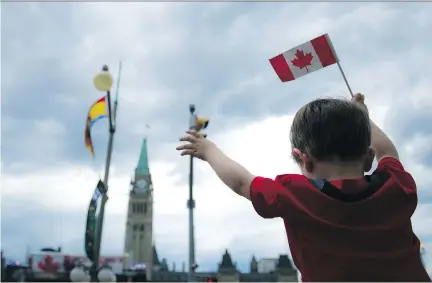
[180,149,196,156]
[186,130,202,139]
[179,135,197,143]
[176,144,195,151]
[352,93,365,103]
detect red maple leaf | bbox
[37,255,61,273]
[291,49,314,71]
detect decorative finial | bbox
[189,104,196,114]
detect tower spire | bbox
[136,138,150,175]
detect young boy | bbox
[176,94,431,282]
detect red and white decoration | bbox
[269,34,338,82]
[32,254,63,274]
[29,252,125,279]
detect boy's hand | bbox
[176,130,216,161]
[351,93,368,112]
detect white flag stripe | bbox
[282,41,324,80]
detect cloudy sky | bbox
[1,1,431,275]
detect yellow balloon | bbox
[93,71,113,91]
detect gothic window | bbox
[133,224,138,231]
[140,224,144,231]
[132,202,149,214]
[134,203,146,213]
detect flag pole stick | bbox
[336,61,353,97]
[92,62,123,281]
[113,61,122,123]
[325,34,354,97]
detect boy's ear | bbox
[292,148,314,173]
[364,148,375,172]
[292,148,302,162]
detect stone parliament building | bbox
[124,139,298,282]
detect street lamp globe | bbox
[93,65,113,91]
[70,266,87,282]
[98,266,116,282]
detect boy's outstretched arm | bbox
[176,130,255,200]
[177,130,282,218]
[352,93,399,161]
[205,145,255,200]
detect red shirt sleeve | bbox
[374,157,417,194]
[250,176,281,219]
[376,157,405,172]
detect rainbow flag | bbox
[85,96,108,156]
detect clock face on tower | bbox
[135,179,148,193]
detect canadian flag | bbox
[269,34,338,82]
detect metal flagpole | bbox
[113,61,122,121]
[92,61,123,281]
[188,104,196,282]
[325,34,354,97]
[188,153,195,282]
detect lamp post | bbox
[187,104,197,282]
[70,264,90,282]
[186,104,209,282]
[92,64,120,281]
[97,265,117,282]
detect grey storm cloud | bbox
[3,2,432,173]
[387,103,432,165]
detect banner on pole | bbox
[85,96,108,157]
[85,180,105,262]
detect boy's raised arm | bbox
[205,145,255,200]
[352,93,399,162]
[176,130,255,200]
[177,130,282,218]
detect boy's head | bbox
[290,98,374,178]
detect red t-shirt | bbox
[250,157,431,282]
